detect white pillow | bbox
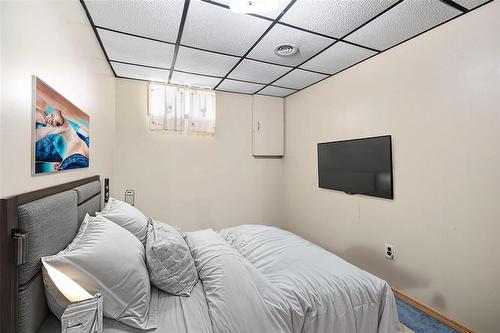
[42,214,158,330]
[41,263,72,319]
[99,198,149,245]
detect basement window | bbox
[148,83,216,135]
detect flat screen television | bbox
[317,135,393,199]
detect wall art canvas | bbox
[33,77,90,174]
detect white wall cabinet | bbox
[252,95,284,157]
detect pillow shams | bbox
[41,262,72,319]
[146,220,198,296]
[98,198,149,245]
[42,214,157,330]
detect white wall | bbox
[2,1,498,331]
[283,3,500,332]
[0,1,115,197]
[114,79,283,231]
[0,2,4,189]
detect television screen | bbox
[318,135,393,199]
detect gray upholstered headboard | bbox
[0,176,101,333]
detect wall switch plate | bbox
[124,190,135,206]
[385,243,394,260]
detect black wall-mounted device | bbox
[318,135,393,199]
[104,178,110,203]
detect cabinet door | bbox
[252,95,284,157]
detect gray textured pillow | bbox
[145,220,198,296]
[42,214,158,330]
[99,198,149,245]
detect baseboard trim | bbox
[392,289,474,333]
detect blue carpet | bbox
[396,298,458,333]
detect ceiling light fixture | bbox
[274,43,298,57]
[229,0,279,14]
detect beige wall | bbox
[114,79,283,231]
[2,1,499,331]
[283,3,500,332]
[0,1,115,197]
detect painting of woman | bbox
[33,77,90,174]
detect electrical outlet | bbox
[385,243,394,260]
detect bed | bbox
[0,176,399,333]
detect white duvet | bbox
[40,225,400,333]
[215,224,400,333]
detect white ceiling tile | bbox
[111,62,170,82]
[453,0,490,9]
[181,1,271,56]
[217,79,265,94]
[300,41,377,75]
[98,29,175,69]
[228,59,290,84]
[89,0,478,92]
[85,0,184,42]
[280,0,399,38]
[170,71,221,89]
[247,24,333,66]
[272,69,328,90]
[258,85,296,97]
[345,0,461,50]
[209,0,293,19]
[175,47,239,77]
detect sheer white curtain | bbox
[187,89,216,134]
[148,84,166,130]
[149,83,215,134]
[149,84,185,131]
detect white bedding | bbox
[39,225,399,333]
[219,225,399,333]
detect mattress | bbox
[38,225,399,333]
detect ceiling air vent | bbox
[274,43,298,57]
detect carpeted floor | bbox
[396,298,459,333]
[400,323,415,333]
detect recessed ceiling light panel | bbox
[274,43,298,57]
